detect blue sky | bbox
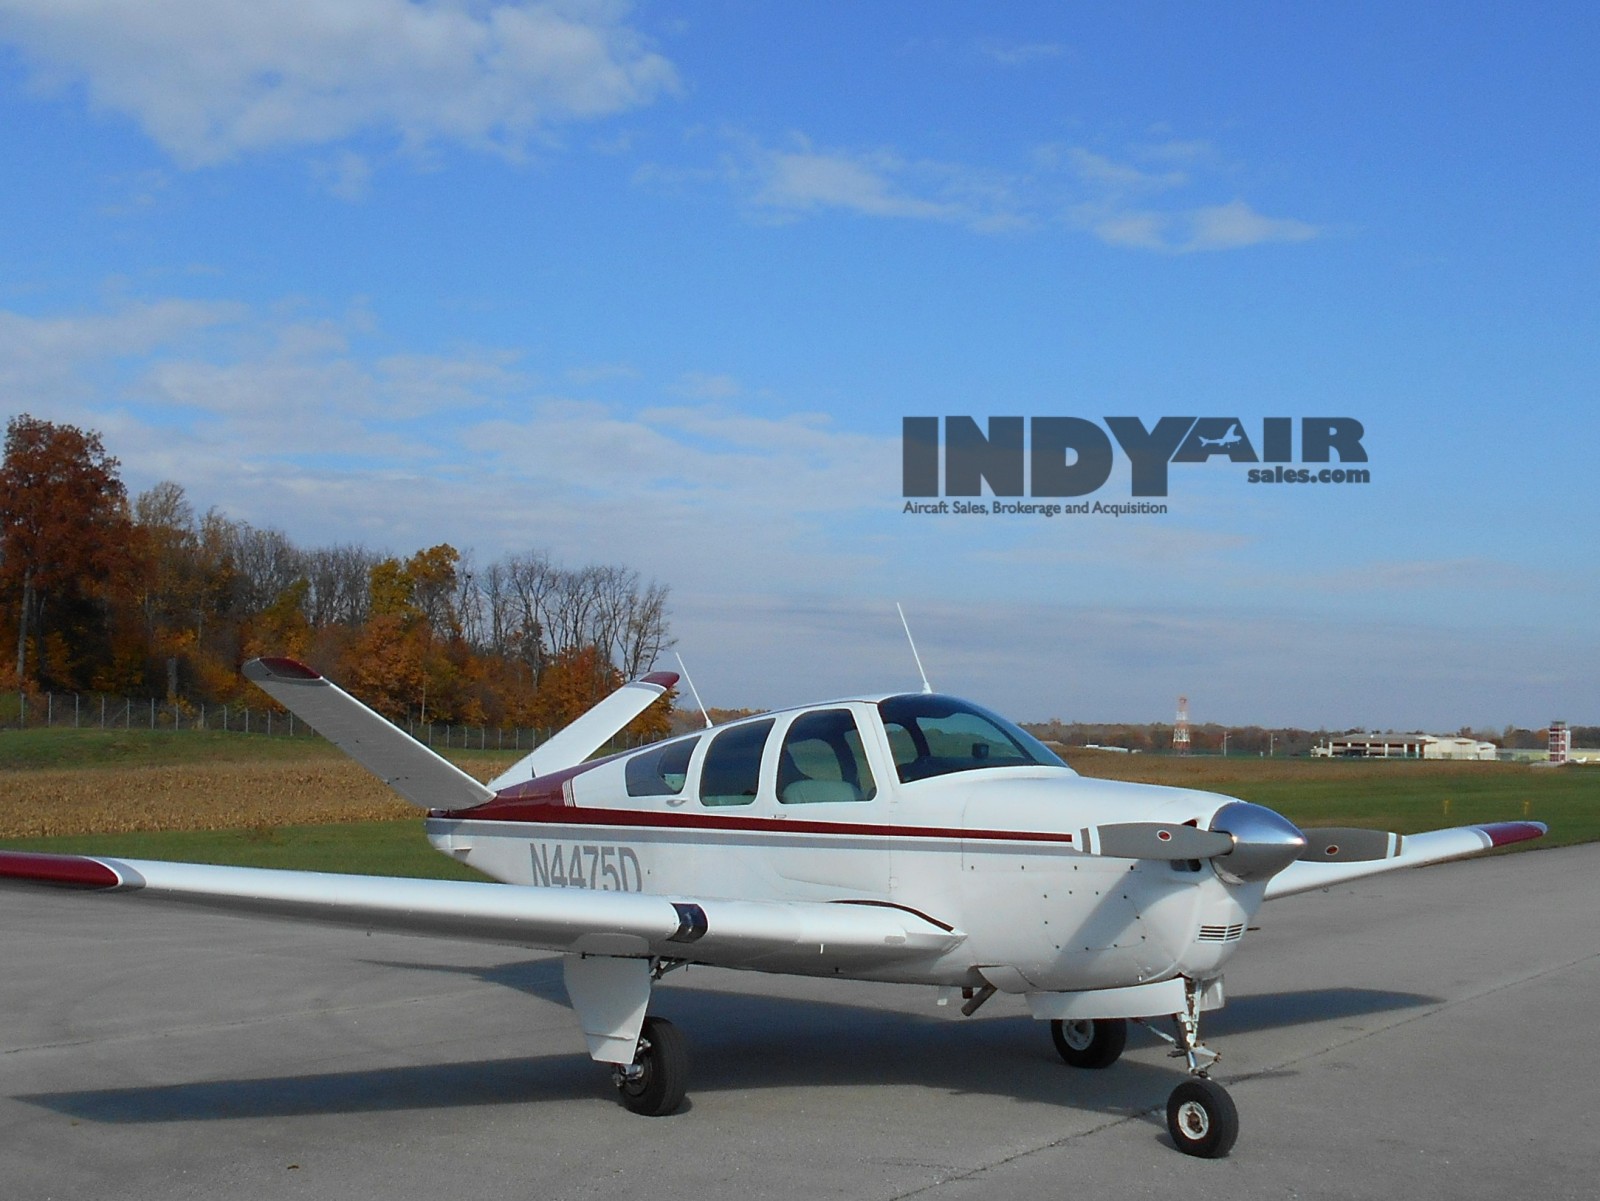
[1,1,1594,730]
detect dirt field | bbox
[0,761,422,839]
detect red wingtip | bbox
[1478,821,1548,848]
[0,851,123,889]
[640,671,679,689]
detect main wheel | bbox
[615,1016,688,1116]
[1166,1077,1239,1158]
[1050,1017,1127,1069]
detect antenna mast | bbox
[896,603,933,694]
[675,653,713,729]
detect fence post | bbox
[268,710,272,736]
[18,692,24,728]
[75,693,81,728]
[149,697,155,730]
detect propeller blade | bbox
[1297,827,1401,863]
[1081,823,1236,861]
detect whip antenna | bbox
[896,603,934,694]
[675,653,714,729]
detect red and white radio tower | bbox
[1174,695,1191,755]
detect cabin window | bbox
[624,736,698,797]
[778,709,877,804]
[877,694,1065,783]
[699,719,774,807]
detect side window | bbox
[778,709,877,804]
[883,721,919,769]
[625,737,698,797]
[699,719,774,807]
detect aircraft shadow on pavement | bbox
[19,959,1436,1126]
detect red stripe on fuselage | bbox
[432,800,1073,845]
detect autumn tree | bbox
[0,415,136,687]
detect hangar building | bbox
[1311,734,1497,761]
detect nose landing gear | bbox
[1135,978,1239,1158]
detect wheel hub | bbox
[1176,1099,1210,1139]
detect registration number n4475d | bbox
[529,842,644,892]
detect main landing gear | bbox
[612,1015,688,1116]
[1054,982,1239,1159]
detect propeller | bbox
[1084,805,1406,882]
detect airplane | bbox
[0,656,1546,1158]
[1198,422,1244,450]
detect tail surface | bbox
[243,657,495,810]
[243,658,678,805]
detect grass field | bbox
[1,729,1593,879]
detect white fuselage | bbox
[425,696,1265,993]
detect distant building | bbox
[1311,734,1496,761]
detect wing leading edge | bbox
[1264,820,1546,900]
[0,851,964,972]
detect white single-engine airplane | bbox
[0,658,1546,1157]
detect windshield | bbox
[876,694,1066,783]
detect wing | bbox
[0,851,963,973]
[1264,820,1546,900]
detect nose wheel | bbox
[1166,1077,1239,1158]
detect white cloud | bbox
[685,131,1318,251]
[974,38,1066,68]
[1181,199,1319,252]
[750,144,965,223]
[0,299,244,401]
[0,0,677,165]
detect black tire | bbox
[1166,1077,1239,1158]
[616,1016,688,1116]
[1050,1017,1128,1069]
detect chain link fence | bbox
[0,690,659,756]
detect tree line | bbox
[0,415,674,734]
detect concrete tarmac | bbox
[2,842,1596,1201]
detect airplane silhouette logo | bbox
[1198,422,1244,450]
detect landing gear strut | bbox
[613,1016,688,1116]
[1136,978,1239,1158]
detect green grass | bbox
[1226,769,1598,849]
[0,727,346,771]
[0,726,521,774]
[0,819,491,880]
